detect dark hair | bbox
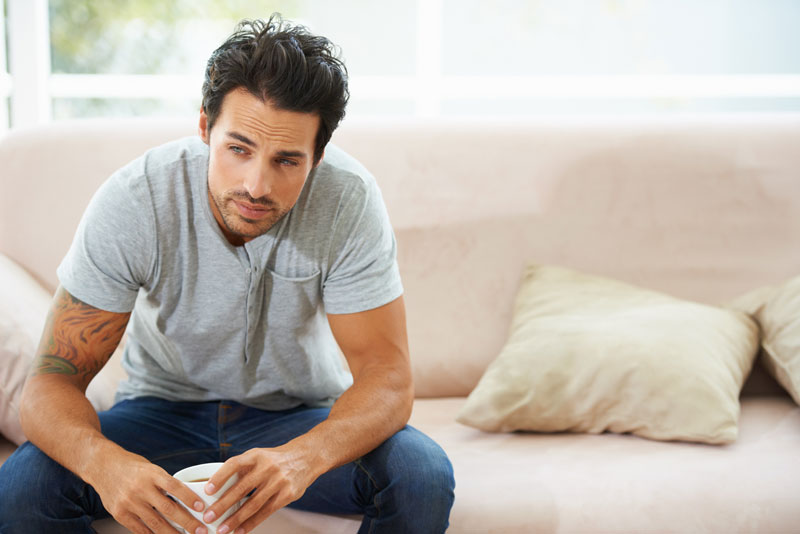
[202,14,349,163]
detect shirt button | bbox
[246,268,251,274]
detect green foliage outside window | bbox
[49,0,294,74]
[48,0,296,118]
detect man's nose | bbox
[243,163,272,200]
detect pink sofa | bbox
[2,115,799,533]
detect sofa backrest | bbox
[2,115,800,397]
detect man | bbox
[0,15,455,534]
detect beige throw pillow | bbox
[0,254,125,446]
[457,264,760,445]
[755,275,800,405]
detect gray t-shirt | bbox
[57,136,403,410]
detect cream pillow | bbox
[0,255,53,445]
[755,274,800,405]
[0,254,125,446]
[457,264,760,445]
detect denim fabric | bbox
[0,397,455,533]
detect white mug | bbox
[169,462,245,534]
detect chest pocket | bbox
[246,268,325,371]
[260,269,323,332]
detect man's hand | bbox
[198,296,414,534]
[200,446,318,534]
[87,447,211,534]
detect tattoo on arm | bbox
[34,356,79,375]
[31,289,131,386]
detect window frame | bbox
[3,0,800,131]
[0,0,11,131]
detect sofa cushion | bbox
[7,397,800,533]
[0,253,124,445]
[457,264,760,444]
[424,397,800,534]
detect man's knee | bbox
[378,426,456,504]
[0,443,51,511]
[0,441,97,527]
[359,426,455,531]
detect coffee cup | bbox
[169,462,244,534]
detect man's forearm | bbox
[20,286,134,485]
[286,362,414,479]
[20,375,127,486]
[290,296,416,480]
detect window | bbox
[46,0,419,121]
[440,0,800,115]
[3,0,799,130]
[1,0,10,131]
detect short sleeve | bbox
[57,168,155,313]
[322,179,403,314]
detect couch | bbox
[2,115,799,533]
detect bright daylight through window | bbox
[1,0,799,131]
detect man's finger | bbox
[205,457,242,496]
[203,474,259,526]
[117,512,154,534]
[152,490,207,534]
[216,486,275,534]
[136,502,179,534]
[161,475,206,514]
[234,494,283,534]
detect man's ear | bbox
[198,107,210,144]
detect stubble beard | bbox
[209,185,289,240]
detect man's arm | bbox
[20,286,210,534]
[202,295,414,533]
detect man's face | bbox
[199,88,321,246]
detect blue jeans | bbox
[0,396,455,533]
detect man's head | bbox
[201,15,349,164]
[199,15,349,246]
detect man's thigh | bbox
[0,396,224,529]
[98,396,221,474]
[224,404,362,513]
[289,424,455,518]
[222,402,332,453]
[224,405,454,518]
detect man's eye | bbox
[230,145,245,154]
[278,158,298,166]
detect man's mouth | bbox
[232,199,271,220]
